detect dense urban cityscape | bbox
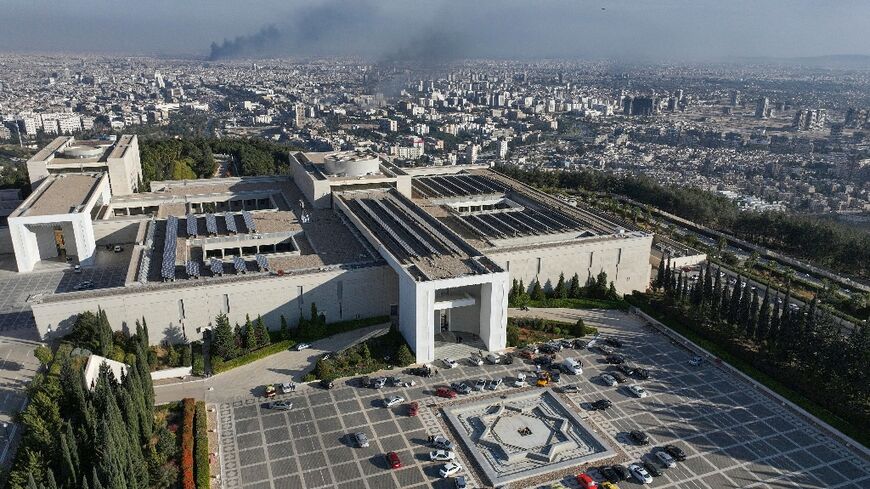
[0,2,868,489]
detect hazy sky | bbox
[1,0,868,61]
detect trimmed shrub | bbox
[194,401,210,489]
[181,398,196,489]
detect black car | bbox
[629,430,650,445]
[387,376,402,387]
[559,339,574,349]
[611,464,630,481]
[501,354,514,365]
[547,369,561,383]
[591,399,612,410]
[617,364,635,376]
[599,466,619,483]
[632,368,650,380]
[605,337,623,348]
[611,371,628,383]
[572,339,587,349]
[533,355,553,366]
[664,444,687,461]
[558,384,580,394]
[409,366,432,377]
[605,354,625,364]
[642,461,662,477]
[539,343,559,354]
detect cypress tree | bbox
[97,308,113,357]
[757,287,771,343]
[738,283,753,336]
[27,473,39,489]
[655,255,665,290]
[59,430,78,487]
[712,268,722,315]
[530,279,545,301]
[211,313,236,361]
[568,273,580,298]
[747,290,760,340]
[691,267,704,306]
[91,468,104,489]
[719,284,730,322]
[769,296,782,348]
[554,273,567,299]
[664,257,672,290]
[81,476,90,489]
[703,262,713,304]
[243,315,256,351]
[728,277,742,325]
[255,315,270,348]
[45,469,58,489]
[670,265,678,295]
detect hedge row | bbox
[194,400,210,489]
[212,339,296,374]
[181,398,196,489]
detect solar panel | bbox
[185,260,200,278]
[233,256,246,274]
[255,254,269,272]
[161,216,178,281]
[186,214,198,237]
[242,210,256,233]
[224,213,238,234]
[210,258,223,276]
[205,213,218,235]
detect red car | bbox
[408,402,419,416]
[576,473,597,489]
[386,451,402,469]
[436,387,457,399]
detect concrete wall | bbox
[487,233,653,296]
[31,264,398,344]
[0,227,11,254]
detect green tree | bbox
[757,287,771,342]
[506,325,521,347]
[211,313,237,361]
[530,279,546,301]
[747,289,760,340]
[254,315,270,348]
[654,255,665,290]
[554,273,567,299]
[395,344,414,366]
[279,315,289,340]
[243,315,256,350]
[568,273,581,298]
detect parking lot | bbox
[217,308,870,489]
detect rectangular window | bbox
[223,294,230,313]
[297,286,304,304]
[536,257,542,275]
[506,260,510,271]
[178,299,186,320]
[617,248,623,265]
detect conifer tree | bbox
[568,273,580,298]
[719,284,730,322]
[243,315,256,350]
[59,428,78,486]
[728,277,743,325]
[255,315,270,348]
[655,255,665,290]
[554,273,567,299]
[530,279,545,301]
[703,262,714,304]
[757,287,771,342]
[747,290,760,340]
[769,296,782,348]
[211,313,236,360]
[738,283,753,336]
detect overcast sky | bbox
[1,0,868,61]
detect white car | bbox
[513,373,527,388]
[429,435,454,450]
[295,343,311,351]
[628,385,649,398]
[429,450,456,461]
[468,355,484,366]
[385,395,405,407]
[485,353,501,364]
[629,463,652,484]
[488,378,503,390]
[280,382,296,394]
[473,379,486,391]
[439,462,462,478]
[442,358,459,369]
[656,451,676,468]
[353,432,369,448]
[600,373,618,387]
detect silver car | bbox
[268,401,292,411]
[353,432,369,448]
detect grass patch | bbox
[627,295,869,448]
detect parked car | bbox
[558,384,580,394]
[429,435,453,450]
[468,355,484,366]
[74,265,82,273]
[410,366,433,377]
[73,281,94,290]
[263,384,277,398]
[473,379,486,391]
[320,379,335,389]
[386,451,402,469]
[113,245,123,253]
[629,430,650,445]
[533,355,553,366]
[295,343,311,351]
[501,354,514,365]
[605,354,625,364]
[407,402,419,416]
[372,377,387,389]
[539,343,559,354]
[572,339,588,349]
[591,399,612,410]
[439,462,462,478]
[664,444,687,461]
[485,353,501,364]
[429,450,456,462]
[353,432,369,448]
[599,483,619,489]
[280,382,296,394]
[617,364,635,376]
[628,464,652,484]
[605,337,623,348]
[561,358,582,375]
[598,345,614,355]
[436,387,457,399]
[655,451,676,468]
[268,401,292,411]
[451,382,471,395]
[487,378,503,390]
[453,476,468,489]
[611,464,630,481]
[611,371,628,383]
[628,385,649,398]
[600,373,618,386]
[642,461,662,477]
[513,373,528,387]
[632,368,650,380]
[600,466,619,483]
[387,376,402,387]
[385,396,405,408]
[442,358,459,369]
[519,348,536,360]
[576,473,598,489]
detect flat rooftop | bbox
[12,173,103,218]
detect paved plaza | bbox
[216,308,870,489]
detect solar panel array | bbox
[186,214,198,237]
[161,216,178,281]
[224,213,238,234]
[205,213,218,235]
[210,258,223,276]
[242,210,256,233]
[459,208,587,239]
[414,174,507,198]
[185,260,200,278]
[233,256,247,274]
[255,254,269,272]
